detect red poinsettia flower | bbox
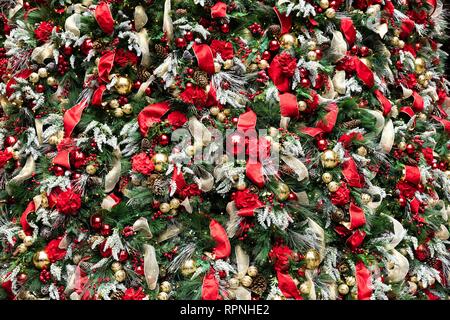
[45,238,67,262]
[180,85,208,108]
[132,152,154,175]
[122,287,146,300]
[0,149,13,169]
[210,40,234,60]
[268,244,295,272]
[114,48,139,67]
[330,183,351,206]
[34,21,54,43]
[233,189,261,209]
[167,111,188,129]
[56,189,82,215]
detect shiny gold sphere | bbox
[210,106,220,116]
[113,108,124,118]
[298,100,307,111]
[345,276,356,287]
[307,50,317,61]
[169,198,180,209]
[46,77,57,86]
[181,259,197,277]
[319,0,329,9]
[391,36,400,46]
[109,99,120,109]
[160,281,172,293]
[275,182,291,201]
[357,146,367,157]
[111,262,122,273]
[159,202,171,213]
[361,193,372,205]
[320,150,339,169]
[279,33,298,50]
[114,76,132,95]
[33,250,51,269]
[322,172,333,184]
[247,266,258,277]
[258,59,269,70]
[114,269,126,282]
[328,181,340,192]
[23,236,34,247]
[157,292,169,300]
[338,283,349,295]
[38,68,48,78]
[235,181,247,191]
[122,104,133,114]
[304,248,321,270]
[325,7,336,18]
[241,275,253,287]
[86,164,97,175]
[152,153,168,165]
[29,72,40,83]
[229,277,240,289]
[217,112,227,123]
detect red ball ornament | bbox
[232,117,239,124]
[300,78,311,88]
[406,144,415,154]
[415,43,422,51]
[317,139,328,151]
[23,1,30,10]
[135,265,144,275]
[439,161,447,171]
[350,45,359,55]
[175,37,187,48]
[359,46,370,57]
[415,244,430,262]
[145,87,152,96]
[72,172,81,179]
[101,223,112,236]
[220,23,230,33]
[186,68,194,75]
[118,250,129,262]
[261,50,271,61]
[269,40,280,51]
[314,49,323,60]
[99,241,112,257]
[185,82,193,89]
[63,45,73,56]
[288,192,297,201]
[53,165,65,176]
[35,84,45,93]
[184,31,194,41]
[4,136,17,147]
[398,195,406,207]
[133,81,142,90]
[299,68,309,78]
[81,39,93,55]
[90,214,103,229]
[159,134,170,146]
[17,273,28,284]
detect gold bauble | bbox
[86,164,97,175]
[304,249,321,270]
[113,108,124,118]
[306,40,317,51]
[241,275,253,287]
[397,40,405,49]
[23,236,34,247]
[235,181,247,191]
[320,150,339,168]
[325,7,336,18]
[279,33,298,50]
[210,106,220,116]
[307,50,317,61]
[181,259,197,277]
[418,281,427,289]
[415,57,425,68]
[114,269,126,282]
[18,230,27,240]
[46,77,57,86]
[408,281,417,294]
[214,62,222,73]
[322,172,333,184]
[298,101,307,111]
[217,112,227,123]
[328,181,340,192]
[357,146,367,157]
[122,104,133,114]
[345,276,356,287]
[114,76,132,95]
[223,109,231,116]
[111,262,122,273]
[338,283,349,295]
[276,182,290,201]
[109,99,120,109]
[159,203,171,213]
[258,59,269,69]
[223,59,234,70]
[170,198,180,209]
[247,266,258,277]
[398,141,407,151]
[160,281,172,293]
[410,276,418,283]
[229,278,240,289]
[361,193,372,205]
[33,251,51,269]
[300,282,311,295]
[152,153,168,165]
[425,71,433,80]
[17,243,28,254]
[38,68,48,78]
[319,0,329,9]
[29,72,40,83]
[418,74,427,85]
[391,36,400,46]
[157,292,169,300]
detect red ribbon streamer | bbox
[346,230,366,249]
[277,271,302,300]
[246,162,265,188]
[356,261,372,300]
[273,7,292,35]
[210,1,227,18]
[342,158,363,188]
[137,101,170,136]
[432,115,450,133]
[53,150,71,168]
[403,165,421,185]
[202,268,220,300]
[349,202,366,230]
[64,98,89,138]
[192,43,215,75]
[340,18,356,46]
[210,219,231,260]
[400,18,415,39]
[354,57,374,88]
[20,201,35,236]
[95,2,114,34]
[237,110,257,132]
[412,91,424,112]
[98,50,115,84]
[6,69,32,96]
[374,89,392,116]
[92,85,107,106]
[316,103,338,133]
[279,93,299,118]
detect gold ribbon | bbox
[31,43,55,65]
[104,148,121,193]
[7,155,35,195]
[163,0,173,43]
[379,119,394,153]
[143,244,159,290]
[134,6,148,32]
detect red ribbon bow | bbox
[95,2,114,34]
[137,101,171,136]
[192,43,215,75]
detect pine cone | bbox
[92,40,105,51]
[137,67,152,82]
[175,8,187,16]
[140,138,151,151]
[110,290,125,300]
[147,174,168,196]
[155,44,169,59]
[249,275,267,296]
[193,71,209,88]
[342,119,362,129]
[280,164,295,176]
[268,25,281,36]
[331,208,345,222]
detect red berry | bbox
[175,37,187,48]
[4,136,17,147]
[63,45,73,56]
[269,40,280,51]
[261,50,271,60]
[35,84,45,93]
[81,39,93,55]
[159,134,170,146]
[317,139,328,151]
[133,81,142,90]
[101,224,112,236]
[184,31,194,41]
[220,23,230,33]
[118,250,129,262]
[90,214,103,229]
[300,78,311,88]
[359,46,370,57]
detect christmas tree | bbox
[0,0,450,300]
